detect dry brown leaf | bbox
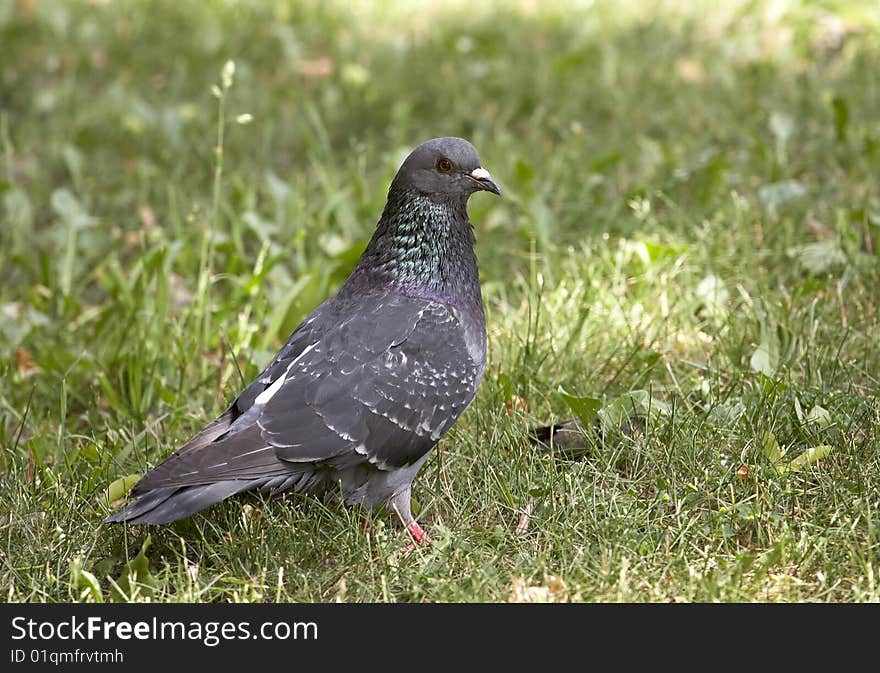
[509,574,569,603]
[297,58,334,80]
[676,59,705,83]
[506,395,529,415]
[15,347,40,377]
[805,217,832,238]
[514,501,533,536]
[139,205,156,229]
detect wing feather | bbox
[264,295,482,469]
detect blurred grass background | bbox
[1,0,879,602]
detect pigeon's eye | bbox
[436,158,453,173]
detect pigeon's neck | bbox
[352,188,483,311]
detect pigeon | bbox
[106,137,501,547]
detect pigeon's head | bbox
[392,137,501,199]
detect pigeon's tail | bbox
[104,471,326,525]
[104,481,255,525]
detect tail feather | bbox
[105,481,256,525]
[105,467,325,525]
[104,487,179,523]
[103,403,334,525]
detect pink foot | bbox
[400,522,432,554]
[408,521,431,544]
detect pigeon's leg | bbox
[389,487,431,552]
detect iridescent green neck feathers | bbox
[354,189,481,309]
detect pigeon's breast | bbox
[392,285,486,371]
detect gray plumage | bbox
[106,137,501,535]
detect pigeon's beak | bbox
[468,167,502,196]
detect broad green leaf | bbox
[708,400,746,428]
[111,535,160,602]
[599,390,669,435]
[107,474,141,503]
[557,387,601,428]
[779,445,834,474]
[793,397,805,423]
[787,239,845,275]
[763,431,785,462]
[750,318,780,376]
[807,405,832,429]
[695,274,729,318]
[70,557,103,603]
[641,239,687,263]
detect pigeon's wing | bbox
[262,294,484,470]
[129,292,482,491]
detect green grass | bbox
[1,0,879,602]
